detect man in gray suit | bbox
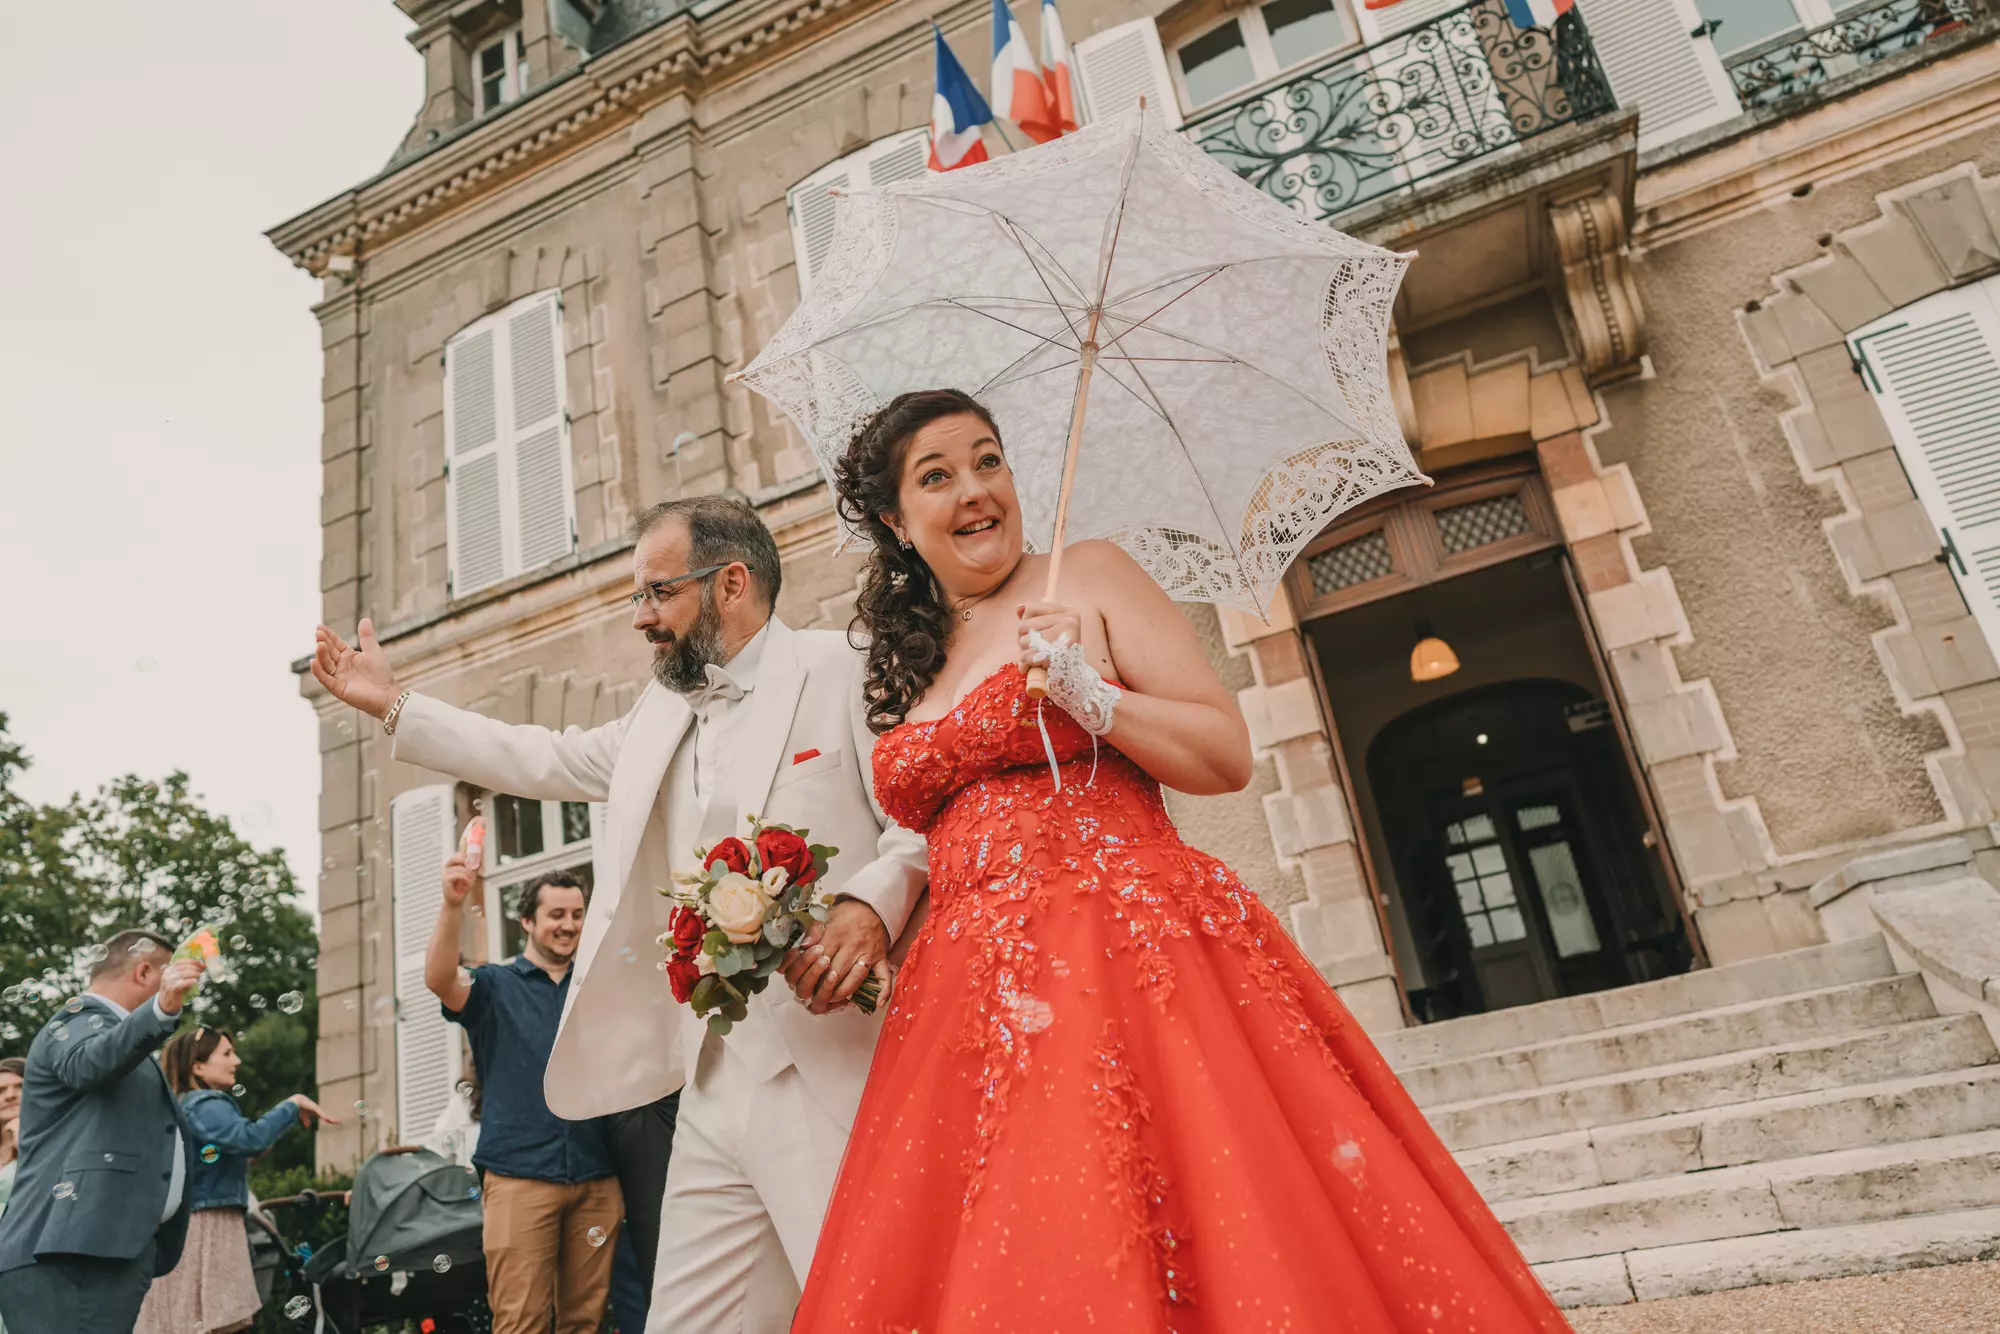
[0,929,204,1334]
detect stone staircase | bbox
[1377,936,2000,1306]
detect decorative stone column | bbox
[1223,594,1408,1033]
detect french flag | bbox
[1502,0,1574,26]
[929,25,992,171]
[992,0,1058,143]
[1040,0,1079,137]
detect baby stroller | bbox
[280,1146,490,1333]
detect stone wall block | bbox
[1785,253,1892,332]
[1586,580,1656,649]
[1410,361,1474,450]
[1528,369,1581,441]
[1840,209,1950,307]
[1915,615,2000,692]
[1272,734,1336,793]
[1571,531,1630,593]
[1292,894,1385,963]
[1629,692,1709,764]
[1768,290,1847,357]
[1668,809,1750,884]
[1249,631,1307,688]
[1535,431,1594,491]
[1864,499,1946,574]
[1881,629,1941,700]
[1267,784,1352,856]
[1298,842,1371,903]
[1741,304,1794,370]
[531,671,567,731]
[1900,176,2000,282]
[1785,409,1838,473]
[1242,676,1324,749]
[1560,367,1598,430]
[1551,479,1616,542]
[1945,681,2000,745]
[1220,592,1296,648]
[1827,514,1887,583]
[322,516,361,592]
[1600,466,1645,531]
[1610,639,1677,704]
[1468,358,1531,439]
[1841,448,1916,512]
[1891,564,1972,626]
[1820,392,1897,462]
[1794,345,1868,407]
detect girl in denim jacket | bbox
[135,1027,336,1334]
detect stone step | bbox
[1380,937,1898,1070]
[1458,1064,2000,1202]
[1427,1013,1998,1151]
[1398,973,1937,1108]
[1535,1205,2000,1307]
[1495,1129,2000,1263]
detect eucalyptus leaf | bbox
[702,929,731,957]
[762,917,793,948]
[690,975,726,1012]
[809,904,830,922]
[707,1014,734,1037]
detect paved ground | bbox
[1567,1261,2000,1333]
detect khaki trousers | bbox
[481,1172,624,1334]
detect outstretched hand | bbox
[311,618,401,720]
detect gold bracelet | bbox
[382,690,413,736]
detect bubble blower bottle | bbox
[172,929,222,997]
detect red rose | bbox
[756,826,816,887]
[705,837,753,875]
[668,905,706,957]
[666,955,702,1004]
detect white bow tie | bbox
[687,664,747,712]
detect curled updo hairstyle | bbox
[835,389,1001,733]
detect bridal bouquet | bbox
[657,818,879,1033]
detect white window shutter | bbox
[1352,0,1468,42]
[863,128,931,188]
[442,291,573,599]
[1574,0,1738,152]
[506,292,575,572]
[1073,19,1181,125]
[390,784,461,1144]
[1851,279,2000,662]
[788,165,853,296]
[444,326,507,598]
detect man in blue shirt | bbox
[428,860,620,1334]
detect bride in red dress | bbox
[792,389,1570,1333]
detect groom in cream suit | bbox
[311,496,926,1333]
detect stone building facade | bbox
[272,0,2000,1166]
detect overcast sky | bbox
[0,5,421,907]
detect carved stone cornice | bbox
[267,0,902,274]
[1548,181,1646,384]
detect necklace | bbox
[948,564,1020,622]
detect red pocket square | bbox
[792,749,822,765]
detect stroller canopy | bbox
[349,1148,483,1269]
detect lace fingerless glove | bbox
[1024,628,1120,736]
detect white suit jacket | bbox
[391,618,927,1128]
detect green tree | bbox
[0,712,321,1176]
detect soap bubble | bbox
[230,935,247,950]
[353,1100,369,1118]
[64,998,83,1014]
[456,1081,474,1098]
[278,992,305,1014]
[134,656,158,673]
[372,1255,389,1272]
[1004,994,1054,1034]
[586,1226,607,1248]
[466,1184,481,1201]
[200,1145,220,1164]
[284,1295,312,1320]
[250,994,267,1010]
[231,1084,246,1098]
[52,1182,75,1200]
[431,1254,452,1274]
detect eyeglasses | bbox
[628,562,754,610]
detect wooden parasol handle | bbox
[1026,310,1104,699]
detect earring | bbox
[895,533,912,550]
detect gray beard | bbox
[652,584,727,694]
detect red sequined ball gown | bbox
[793,669,1571,1333]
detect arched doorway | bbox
[1296,459,1696,1021]
[1366,680,1691,1019]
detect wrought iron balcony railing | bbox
[1724,0,1985,108]
[1185,0,1617,226]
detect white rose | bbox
[760,866,790,895]
[707,872,774,943]
[696,951,716,975]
